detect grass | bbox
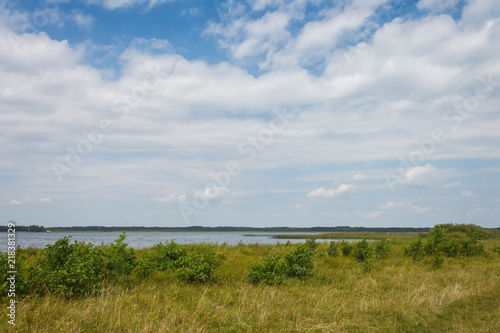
[2,239,500,332]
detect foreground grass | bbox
[2,240,500,332]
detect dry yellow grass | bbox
[2,240,499,332]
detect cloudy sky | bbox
[1,0,499,228]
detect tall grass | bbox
[2,240,500,332]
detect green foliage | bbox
[404,238,426,260]
[1,250,29,297]
[327,241,339,257]
[103,233,136,277]
[283,242,316,278]
[352,238,372,263]
[404,224,486,261]
[28,237,107,297]
[248,254,285,285]
[374,239,390,259]
[339,241,353,256]
[134,240,188,278]
[492,246,500,255]
[431,253,444,269]
[434,223,493,240]
[177,249,225,284]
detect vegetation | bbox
[1,224,499,332]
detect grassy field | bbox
[2,238,500,332]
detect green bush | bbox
[431,253,444,269]
[103,233,136,277]
[327,241,339,257]
[248,254,285,285]
[1,250,29,297]
[404,224,486,261]
[28,237,107,297]
[352,238,372,263]
[404,238,426,260]
[339,241,353,256]
[134,240,188,278]
[283,243,315,278]
[177,249,225,284]
[374,239,390,259]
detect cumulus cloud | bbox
[201,186,230,200]
[417,0,460,12]
[401,164,443,188]
[155,194,186,203]
[307,184,356,198]
[39,198,53,203]
[85,0,175,10]
[461,190,477,197]
[352,173,367,180]
[7,200,22,205]
[379,201,434,214]
[365,211,382,218]
[379,201,408,210]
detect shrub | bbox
[431,253,444,269]
[327,241,339,257]
[374,239,390,260]
[1,250,29,297]
[283,243,315,278]
[352,238,373,263]
[177,249,225,284]
[134,240,188,278]
[404,238,426,260]
[103,233,136,277]
[28,237,107,297]
[339,241,353,256]
[248,254,285,285]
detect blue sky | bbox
[0,0,499,228]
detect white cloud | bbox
[402,164,442,188]
[39,198,53,203]
[85,0,175,10]
[352,173,367,180]
[365,211,382,218]
[201,186,230,200]
[379,201,434,214]
[467,208,489,216]
[380,201,407,210]
[307,184,356,198]
[155,194,186,203]
[71,10,94,30]
[417,0,459,12]
[461,190,477,197]
[7,200,22,205]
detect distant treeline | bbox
[0,225,46,232]
[2,224,498,233]
[25,225,435,233]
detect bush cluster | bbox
[248,239,318,285]
[404,224,485,260]
[4,235,226,298]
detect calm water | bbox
[5,231,322,250]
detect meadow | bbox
[1,224,499,332]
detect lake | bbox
[5,231,322,250]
